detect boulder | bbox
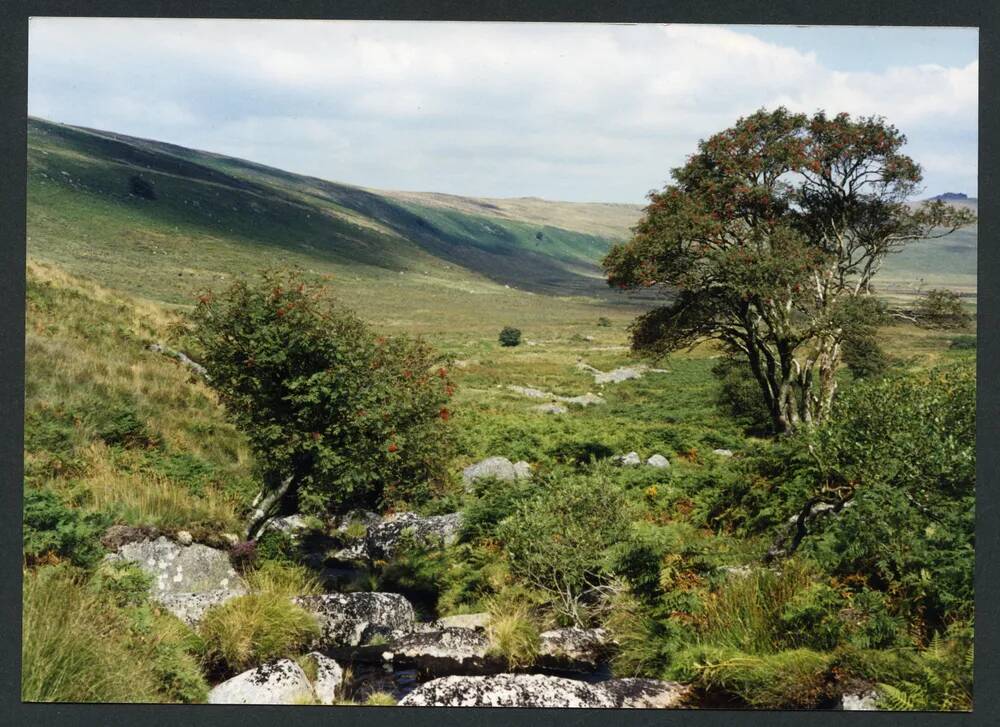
[334,510,381,532]
[398,673,617,708]
[646,454,670,468]
[302,652,345,705]
[175,530,193,546]
[512,461,533,480]
[602,678,688,708]
[712,448,734,458]
[462,456,518,487]
[106,536,245,597]
[364,511,464,561]
[838,690,880,711]
[434,612,490,631]
[157,587,247,626]
[294,592,416,648]
[562,393,604,406]
[207,659,314,705]
[266,514,310,537]
[614,451,642,467]
[594,367,645,384]
[384,628,501,676]
[537,628,611,671]
[533,403,568,415]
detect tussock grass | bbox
[697,560,814,655]
[198,562,322,674]
[485,597,541,669]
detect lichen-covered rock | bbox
[207,659,313,705]
[646,454,670,468]
[512,461,533,480]
[398,673,617,708]
[533,403,568,414]
[334,510,381,532]
[614,451,641,466]
[294,592,416,648]
[838,690,880,710]
[364,511,463,561]
[602,678,688,708]
[462,456,518,487]
[175,530,193,546]
[266,514,310,537]
[157,587,247,626]
[712,448,734,457]
[537,628,611,670]
[302,652,345,705]
[386,628,501,675]
[106,536,245,597]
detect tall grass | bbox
[22,566,207,703]
[697,561,814,654]
[485,597,541,669]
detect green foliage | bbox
[190,270,453,515]
[915,289,971,329]
[597,316,612,327]
[23,487,109,568]
[710,356,771,432]
[96,403,159,448]
[843,331,892,379]
[802,363,975,632]
[949,335,976,351]
[877,625,973,711]
[548,440,615,467]
[498,473,629,625]
[498,326,522,347]
[671,646,836,709]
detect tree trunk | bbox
[245,474,295,541]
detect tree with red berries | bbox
[190,270,454,538]
[604,108,975,433]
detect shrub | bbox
[597,317,612,327]
[198,592,319,674]
[498,473,629,625]
[190,270,453,524]
[23,487,109,568]
[710,356,771,432]
[801,363,975,633]
[129,175,157,200]
[498,326,522,347]
[842,330,891,379]
[95,403,158,448]
[548,440,615,467]
[914,289,971,329]
[949,335,976,351]
[485,597,541,669]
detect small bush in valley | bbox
[915,289,971,329]
[498,473,629,626]
[498,326,522,347]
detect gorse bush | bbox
[498,326,522,347]
[190,270,454,528]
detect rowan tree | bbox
[603,108,975,433]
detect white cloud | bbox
[28,19,978,201]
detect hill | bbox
[27,118,642,306]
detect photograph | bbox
[21,18,977,711]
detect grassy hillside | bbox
[27,118,641,302]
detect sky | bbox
[28,20,978,204]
